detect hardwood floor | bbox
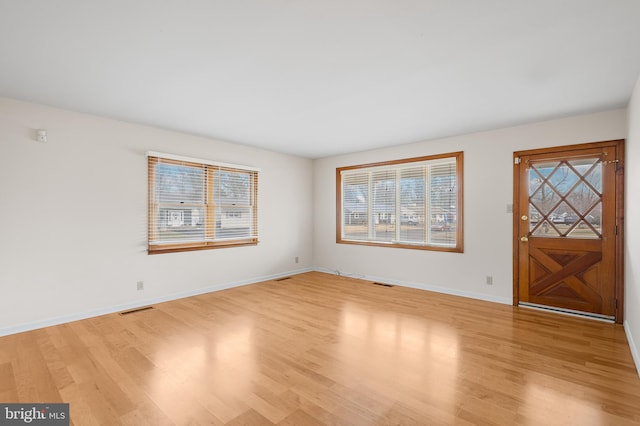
[1,271,639,425]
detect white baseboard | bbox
[313,267,512,305]
[0,267,314,337]
[624,320,640,377]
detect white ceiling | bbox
[1,1,640,158]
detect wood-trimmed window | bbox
[337,152,463,252]
[147,151,259,254]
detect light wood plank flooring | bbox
[1,271,639,425]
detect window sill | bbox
[337,238,462,253]
[148,239,258,254]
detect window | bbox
[147,152,259,254]
[337,152,463,252]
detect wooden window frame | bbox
[148,152,259,254]
[336,152,464,252]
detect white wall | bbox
[313,109,627,304]
[0,97,313,335]
[625,75,640,374]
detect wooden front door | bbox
[513,140,624,322]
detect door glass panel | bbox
[587,202,602,233]
[530,161,558,179]
[528,169,544,194]
[528,157,602,238]
[549,166,580,196]
[532,220,560,237]
[550,201,577,226]
[569,158,600,178]
[565,181,600,214]
[584,166,602,190]
[529,182,560,216]
[567,220,600,239]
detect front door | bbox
[514,140,624,322]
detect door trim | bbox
[512,139,625,323]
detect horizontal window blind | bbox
[338,152,463,252]
[147,152,259,253]
[342,172,369,241]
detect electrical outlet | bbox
[295,256,299,264]
[486,276,493,285]
[137,281,144,291]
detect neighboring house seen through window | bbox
[337,152,463,252]
[147,152,259,254]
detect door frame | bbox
[512,139,625,323]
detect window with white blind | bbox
[337,152,463,252]
[147,152,259,254]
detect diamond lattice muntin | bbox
[528,158,602,238]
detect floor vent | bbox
[372,282,394,287]
[274,277,292,282]
[119,306,155,316]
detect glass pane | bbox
[157,207,205,241]
[530,161,558,179]
[583,163,602,193]
[214,170,251,205]
[586,202,602,234]
[373,170,395,242]
[569,158,599,177]
[399,167,425,243]
[156,163,204,204]
[565,181,600,216]
[528,157,602,239]
[532,220,560,237]
[529,206,541,231]
[215,207,252,239]
[550,201,578,226]
[530,182,559,216]
[528,171,543,195]
[343,172,369,240]
[548,164,579,196]
[568,220,599,239]
[429,162,457,246]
